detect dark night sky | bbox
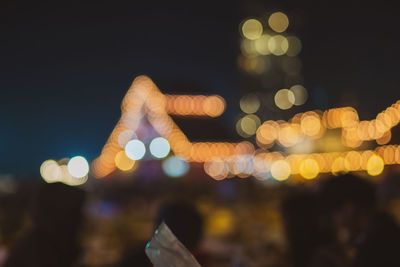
[1,0,399,173]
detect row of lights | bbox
[114,137,171,171]
[92,76,400,184]
[40,156,89,186]
[252,100,400,149]
[203,146,398,181]
[239,85,308,114]
[164,95,225,117]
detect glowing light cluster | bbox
[40,157,89,186]
[256,113,324,148]
[236,114,261,137]
[274,85,308,110]
[93,75,400,183]
[203,146,396,181]
[255,100,400,150]
[239,12,300,63]
[165,95,226,117]
[91,76,237,179]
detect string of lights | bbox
[87,75,400,182]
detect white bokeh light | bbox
[67,156,89,178]
[149,137,170,159]
[162,156,189,177]
[125,139,146,160]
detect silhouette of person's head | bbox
[32,182,86,235]
[281,189,324,267]
[3,182,86,267]
[319,174,376,245]
[155,201,203,251]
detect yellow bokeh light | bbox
[240,93,260,114]
[268,12,289,33]
[271,160,291,181]
[274,89,295,110]
[256,120,279,145]
[331,157,349,175]
[367,154,384,176]
[377,131,391,145]
[206,209,234,237]
[254,34,271,55]
[268,35,289,56]
[241,19,263,40]
[40,160,62,183]
[240,39,258,56]
[299,158,320,179]
[278,123,300,147]
[301,114,321,137]
[115,150,136,171]
[290,85,308,106]
[240,114,261,136]
[344,151,362,171]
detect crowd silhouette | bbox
[1,173,400,266]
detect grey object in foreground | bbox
[145,222,201,267]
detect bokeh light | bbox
[149,137,170,159]
[299,158,319,179]
[290,85,308,106]
[204,158,229,180]
[254,34,271,55]
[301,113,322,137]
[237,114,261,137]
[331,157,348,175]
[256,120,279,146]
[240,39,258,56]
[203,95,226,117]
[40,160,62,183]
[114,150,135,171]
[162,156,189,177]
[278,123,301,147]
[286,36,302,56]
[270,160,291,181]
[238,56,270,74]
[67,156,89,178]
[118,130,136,148]
[240,94,260,114]
[61,165,88,186]
[268,35,289,56]
[241,19,263,40]
[125,139,146,160]
[268,12,289,33]
[206,209,234,237]
[274,89,295,110]
[367,154,384,176]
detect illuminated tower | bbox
[237,11,308,140]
